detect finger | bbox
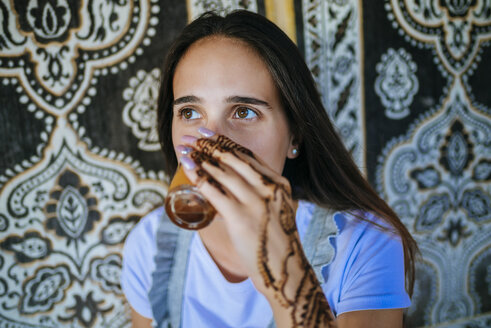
[198,127,216,138]
[196,134,256,159]
[180,156,243,219]
[202,148,276,197]
[179,129,218,148]
[180,156,230,198]
[189,149,261,201]
[197,128,253,159]
[190,132,292,195]
[234,150,292,195]
[181,135,198,144]
[187,130,255,161]
[194,136,279,183]
[200,159,266,204]
[196,138,291,195]
[176,145,193,155]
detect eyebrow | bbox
[226,96,272,109]
[173,95,201,106]
[173,95,272,109]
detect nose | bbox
[202,119,223,137]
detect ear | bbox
[287,136,300,159]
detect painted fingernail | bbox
[176,145,193,155]
[180,156,196,170]
[198,127,215,137]
[181,135,198,144]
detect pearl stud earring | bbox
[292,148,298,156]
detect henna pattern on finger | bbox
[191,136,255,196]
[197,135,255,159]
[191,152,227,195]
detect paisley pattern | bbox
[375,48,419,119]
[377,0,491,324]
[122,68,161,151]
[302,0,364,165]
[0,0,489,327]
[385,0,491,75]
[187,0,258,20]
[0,123,165,326]
[0,0,159,115]
[21,265,71,314]
[0,0,166,326]
[377,87,491,319]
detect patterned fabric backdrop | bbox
[0,0,489,327]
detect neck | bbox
[198,218,249,283]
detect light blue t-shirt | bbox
[121,201,410,324]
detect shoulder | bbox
[122,206,164,271]
[126,206,163,244]
[121,207,163,318]
[333,210,402,254]
[329,210,405,277]
[330,211,406,283]
[123,207,163,264]
[323,210,410,316]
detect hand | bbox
[179,131,336,327]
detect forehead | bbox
[180,36,262,67]
[172,36,278,99]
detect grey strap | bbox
[168,228,193,328]
[148,211,193,328]
[303,206,338,283]
[148,214,179,327]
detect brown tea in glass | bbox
[164,165,216,230]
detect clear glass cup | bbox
[164,165,216,230]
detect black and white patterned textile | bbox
[0,0,489,327]
[0,0,180,326]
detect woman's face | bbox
[171,36,295,174]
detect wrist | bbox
[260,266,337,327]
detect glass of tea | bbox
[164,165,216,230]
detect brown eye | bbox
[237,108,248,118]
[234,107,257,119]
[183,109,193,119]
[180,108,200,120]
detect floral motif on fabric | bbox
[385,0,491,75]
[188,0,257,19]
[302,0,364,166]
[122,68,161,151]
[377,83,491,323]
[0,123,165,326]
[0,0,158,114]
[375,48,419,119]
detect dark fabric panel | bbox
[362,0,448,184]
[0,85,52,173]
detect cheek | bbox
[171,121,179,150]
[171,119,187,154]
[259,147,289,173]
[239,133,290,173]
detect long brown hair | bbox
[157,10,418,295]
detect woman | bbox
[121,10,418,328]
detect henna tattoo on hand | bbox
[197,135,255,159]
[257,186,337,327]
[193,136,336,327]
[191,135,254,196]
[191,151,227,195]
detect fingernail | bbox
[176,145,193,155]
[181,135,198,144]
[180,156,196,170]
[198,127,215,137]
